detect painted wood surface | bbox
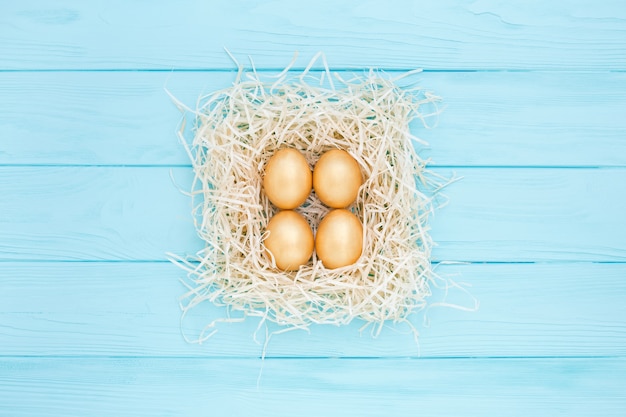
[2,71,626,167]
[1,0,625,415]
[1,262,625,358]
[1,167,624,262]
[2,358,625,417]
[1,0,625,70]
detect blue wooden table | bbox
[1,1,625,415]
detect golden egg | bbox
[313,149,363,208]
[315,209,363,269]
[264,210,314,271]
[263,148,312,209]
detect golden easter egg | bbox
[264,210,314,271]
[263,148,312,209]
[315,209,363,269]
[313,149,363,208]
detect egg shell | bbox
[263,148,312,209]
[315,209,363,269]
[313,149,362,208]
[264,210,314,271]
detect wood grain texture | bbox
[1,0,625,70]
[1,166,624,262]
[1,71,625,167]
[2,0,626,414]
[1,357,625,417]
[1,262,625,358]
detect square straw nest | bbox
[172,55,443,340]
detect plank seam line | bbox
[2,260,625,265]
[0,69,624,74]
[0,355,624,360]
[0,258,626,266]
[2,164,626,169]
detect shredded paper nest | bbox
[172,56,443,340]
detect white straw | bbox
[172,56,446,340]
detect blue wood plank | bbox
[1,262,624,358]
[1,357,624,417]
[1,1,625,70]
[1,167,624,262]
[1,71,625,167]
